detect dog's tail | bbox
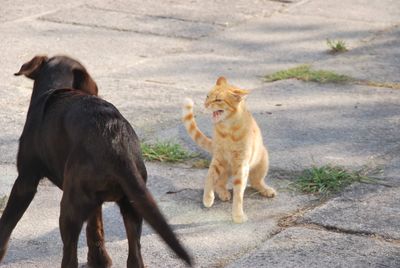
[182,98,212,153]
[117,165,192,266]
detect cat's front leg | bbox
[231,163,250,223]
[203,162,219,208]
[214,161,231,202]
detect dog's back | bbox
[39,89,191,263]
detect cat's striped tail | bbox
[182,98,212,153]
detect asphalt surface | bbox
[0,0,399,267]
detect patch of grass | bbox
[0,195,7,212]
[291,165,375,197]
[264,65,352,84]
[141,141,196,163]
[265,65,400,90]
[327,39,348,53]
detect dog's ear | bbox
[72,68,98,96]
[14,55,48,79]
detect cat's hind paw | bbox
[260,187,277,198]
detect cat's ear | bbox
[216,76,227,86]
[231,88,249,101]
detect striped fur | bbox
[182,98,212,153]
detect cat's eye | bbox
[214,99,222,102]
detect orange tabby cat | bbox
[182,77,276,223]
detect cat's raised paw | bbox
[232,213,248,224]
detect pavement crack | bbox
[0,3,84,24]
[37,17,199,40]
[300,223,400,244]
[277,206,400,245]
[86,5,229,27]
[165,188,190,195]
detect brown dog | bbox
[0,55,192,267]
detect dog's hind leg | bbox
[59,194,85,268]
[86,206,112,268]
[59,162,98,268]
[59,189,95,268]
[118,197,144,268]
[0,173,41,262]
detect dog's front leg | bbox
[0,173,41,262]
[86,206,112,268]
[118,197,144,268]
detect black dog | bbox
[0,55,192,267]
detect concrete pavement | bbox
[0,0,399,267]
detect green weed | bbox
[291,165,375,197]
[264,65,352,83]
[141,141,195,163]
[327,39,348,53]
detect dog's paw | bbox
[87,247,112,268]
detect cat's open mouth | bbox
[212,110,224,123]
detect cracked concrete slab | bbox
[92,0,285,26]
[40,5,225,40]
[302,183,400,239]
[227,227,400,268]
[39,0,287,40]
[0,18,191,81]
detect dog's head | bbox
[15,55,98,96]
